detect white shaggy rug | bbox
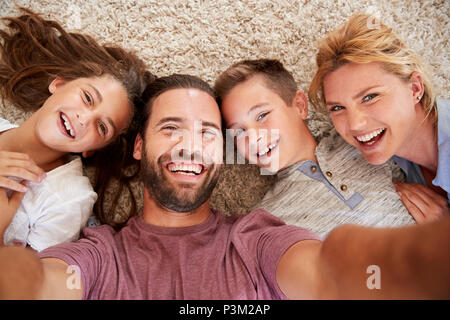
[0,0,449,221]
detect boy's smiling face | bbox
[221,75,314,172]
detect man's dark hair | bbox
[137,74,216,137]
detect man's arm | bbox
[0,246,82,299]
[277,216,450,299]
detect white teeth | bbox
[177,171,195,176]
[61,114,75,137]
[258,142,278,157]
[356,128,385,142]
[168,163,203,175]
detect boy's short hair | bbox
[213,59,298,107]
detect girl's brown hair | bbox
[0,8,155,227]
[308,14,436,122]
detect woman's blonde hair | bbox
[308,14,437,122]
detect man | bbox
[214,59,420,238]
[0,74,449,299]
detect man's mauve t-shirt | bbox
[38,209,320,299]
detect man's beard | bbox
[141,148,221,212]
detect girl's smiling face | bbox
[323,62,425,165]
[35,75,131,154]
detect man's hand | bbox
[0,246,82,300]
[0,246,44,299]
[278,216,450,299]
[394,182,449,223]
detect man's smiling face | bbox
[134,88,224,212]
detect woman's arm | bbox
[277,215,450,299]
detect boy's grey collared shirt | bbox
[255,129,415,238]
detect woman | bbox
[0,9,154,250]
[308,14,449,223]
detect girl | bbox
[309,14,449,223]
[0,9,153,250]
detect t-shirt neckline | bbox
[134,209,219,236]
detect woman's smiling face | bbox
[323,62,424,165]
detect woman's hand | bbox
[394,182,449,223]
[0,186,26,245]
[0,151,46,192]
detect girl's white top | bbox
[1,118,97,251]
